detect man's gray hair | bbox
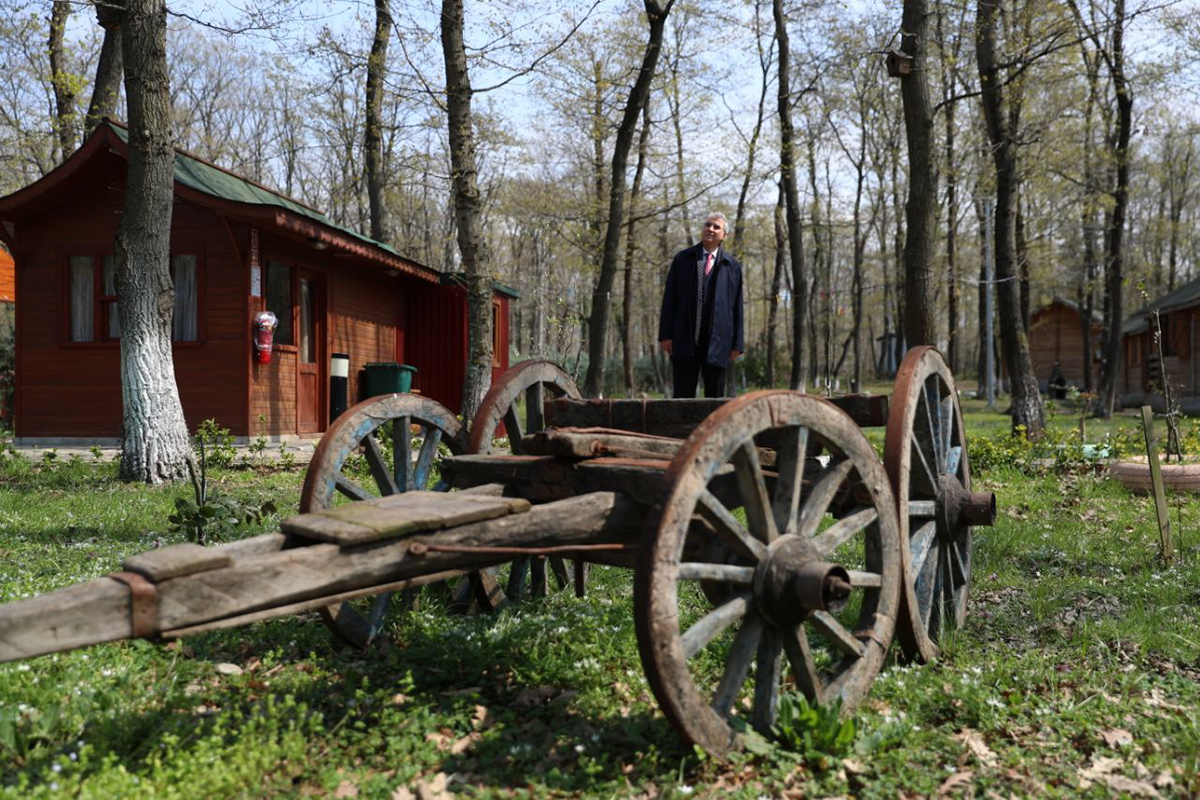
[704,212,728,232]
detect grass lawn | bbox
[0,403,1197,798]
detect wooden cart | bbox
[0,347,994,757]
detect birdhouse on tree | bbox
[886,49,913,77]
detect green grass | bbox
[0,409,1198,797]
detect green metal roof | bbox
[106,122,431,270]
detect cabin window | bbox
[265,260,293,346]
[68,254,199,342]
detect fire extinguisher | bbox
[253,311,278,364]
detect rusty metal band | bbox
[408,541,633,557]
[108,571,158,638]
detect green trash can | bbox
[362,362,417,397]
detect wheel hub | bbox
[935,474,997,541]
[752,534,852,627]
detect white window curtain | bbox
[69,256,93,342]
[172,255,198,341]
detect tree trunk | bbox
[936,3,960,374]
[582,0,674,398]
[1094,0,1133,417]
[365,0,391,243]
[441,0,493,420]
[85,1,125,133]
[766,182,785,388]
[49,0,77,158]
[976,0,1044,436]
[622,100,653,396]
[733,0,773,255]
[774,0,808,392]
[116,0,192,483]
[898,0,938,348]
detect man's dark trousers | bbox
[671,356,725,398]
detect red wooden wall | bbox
[13,154,246,438]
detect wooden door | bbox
[296,271,325,433]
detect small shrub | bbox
[170,438,277,546]
[195,418,237,468]
[771,693,855,769]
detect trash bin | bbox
[362,362,417,397]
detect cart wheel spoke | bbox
[677,563,756,584]
[940,394,956,469]
[697,490,768,561]
[781,623,824,704]
[910,520,937,575]
[796,457,854,539]
[948,540,968,588]
[947,445,963,479]
[846,570,883,587]
[813,506,878,558]
[525,383,545,435]
[362,433,398,496]
[733,442,778,543]
[910,431,938,497]
[752,630,784,734]
[924,377,943,473]
[810,610,867,659]
[413,426,443,489]
[392,415,412,491]
[771,426,808,535]
[335,475,373,502]
[710,614,763,717]
[503,405,525,454]
[681,593,753,659]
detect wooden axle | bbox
[0,491,641,664]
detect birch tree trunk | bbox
[582,0,674,398]
[84,0,124,133]
[441,0,492,419]
[116,0,192,483]
[774,0,808,392]
[622,100,652,395]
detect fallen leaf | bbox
[391,789,415,800]
[954,729,997,767]
[842,758,867,774]
[937,769,974,796]
[1153,771,1175,789]
[1100,728,1133,748]
[414,772,451,800]
[333,780,359,798]
[215,662,243,676]
[471,705,494,730]
[391,693,408,706]
[1099,774,1161,798]
[448,733,479,755]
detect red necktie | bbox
[705,252,714,275]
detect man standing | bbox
[658,212,744,398]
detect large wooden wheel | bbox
[635,391,901,758]
[884,346,992,662]
[468,360,584,603]
[300,393,466,648]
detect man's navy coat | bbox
[657,244,745,369]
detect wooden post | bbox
[1140,405,1174,561]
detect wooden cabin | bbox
[1027,297,1102,393]
[1119,276,1200,411]
[0,120,511,443]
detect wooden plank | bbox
[543,394,889,435]
[281,491,531,545]
[123,543,232,581]
[153,492,641,632]
[0,577,132,663]
[1141,405,1174,560]
[521,427,683,459]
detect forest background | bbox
[3,0,1200,407]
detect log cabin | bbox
[1119,276,1200,412]
[0,120,512,443]
[1027,297,1102,394]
